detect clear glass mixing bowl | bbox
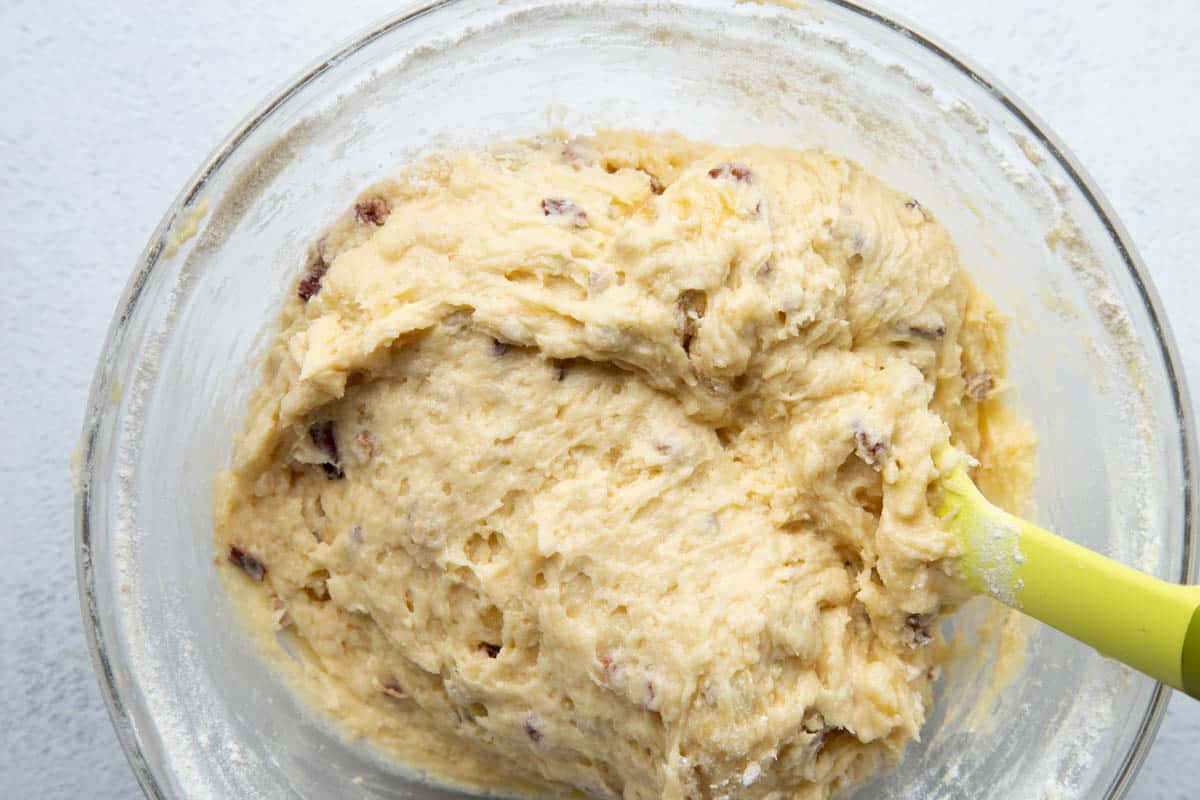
[76,1,1198,797]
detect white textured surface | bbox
[0,0,1195,797]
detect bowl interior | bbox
[80,1,1191,798]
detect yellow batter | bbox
[214,130,1033,799]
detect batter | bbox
[214,130,1033,799]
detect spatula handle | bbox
[1184,606,1200,697]
[1014,517,1200,698]
[939,465,1200,699]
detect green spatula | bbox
[935,449,1200,699]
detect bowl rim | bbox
[75,1,1199,797]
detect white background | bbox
[1,1,1196,797]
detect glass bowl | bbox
[76,1,1197,797]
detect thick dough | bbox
[215,130,1033,800]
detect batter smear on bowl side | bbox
[214,130,1034,800]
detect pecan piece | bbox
[903,321,947,340]
[297,259,327,302]
[853,426,890,468]
[309,421,344,479]
[707,162,753,183]
[354,196,390,226]
[541,196,589,228]
[631,167,665,195]
[228,545,266,581]
[905,612,935,648]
